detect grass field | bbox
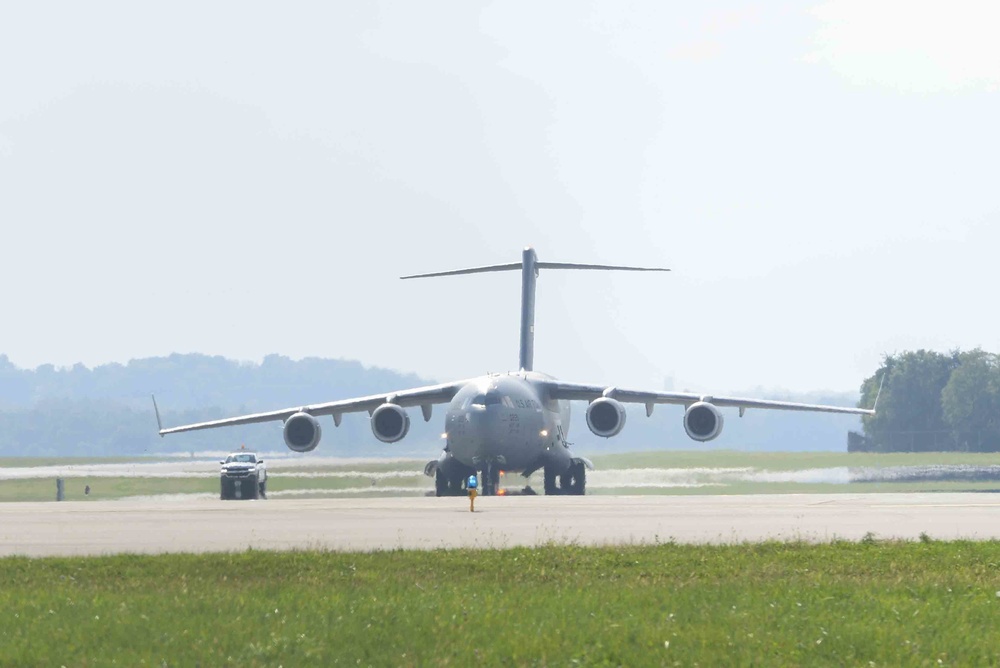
[0,474,432,502]
[590,449,1000,470]
[3,540,1000,666]
[0,477,218,502]
[5,451,1000,501]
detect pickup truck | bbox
[219,452,267,500]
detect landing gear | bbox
[480,464,501,496]
[562,461,586,495]
[435,469,465,497]
[544,467,558,495]
[543,462,586,495]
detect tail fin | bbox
[401,247,669,372]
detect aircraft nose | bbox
[466,406,507,455]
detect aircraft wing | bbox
[156,379,471,436]
[541,381,875,416]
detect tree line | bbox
[0,353,440,456]
[854,349,1000,452]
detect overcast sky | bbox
[2,1,998,395]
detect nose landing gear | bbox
[480,463,501,496]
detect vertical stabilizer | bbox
[400,247,668,372]
[519,247,538,371]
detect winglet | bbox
[152,394,164,435]
[871,372,886,413]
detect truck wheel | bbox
[259,479,267,499]
[220,479,233,500]
[245,475,259,500]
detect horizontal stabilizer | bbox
[401,261,668,280]
[400,263,521,280]
[536,262,669,272]
[400,247,669,371]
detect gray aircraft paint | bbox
[157,247,875,495]
[399,246,669,373]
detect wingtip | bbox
[151,394,165,434]
[870,373,887,413]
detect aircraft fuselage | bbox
[444,372,571,474]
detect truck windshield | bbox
[226,454,256,463]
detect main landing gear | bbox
[435,461,586,497]
[435,469,466,497]
[543,461,586,495]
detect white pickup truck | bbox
[219,452,267,500]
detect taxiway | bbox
[2,493,1000,556]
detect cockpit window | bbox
[469,392,506,407]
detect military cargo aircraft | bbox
[156,247,875,496]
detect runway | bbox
[3,493,1000,557]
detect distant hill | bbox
[0,354,437,456]
[0,354,863,457]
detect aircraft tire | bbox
[559,471,573,494]
[543,467,558,495]
[558,463,586,496]
[436,470,465,496]
[572,463,587,495]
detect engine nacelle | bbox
[371,403,410,443]
[283,412,322,452]
[586,397,627,438]
[683,401,724,442]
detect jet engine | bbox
[586,397,627,438]
[371,403,410,443]
[683,401,724,442]
[283,412,322,452]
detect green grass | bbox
[0,456,159,468]
[0,477,219,502]
[590,480,1000,495]
[5,451,1000,502]
[3,541,1000,666]
[590,450,1000,470]
[0,475,434,502]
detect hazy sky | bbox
[2,1,998,395]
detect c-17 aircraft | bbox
[156,247,876,496]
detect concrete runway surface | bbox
[2,493,1000,557]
